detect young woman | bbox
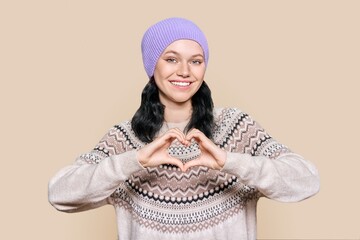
[49,17,320,240]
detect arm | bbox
[223,152,319,202]
[184,108,320,202]
[48,124,144,212]
[221,109,320,202]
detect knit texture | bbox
[141,17,209,78]
[49,108,319,240]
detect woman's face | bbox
[154,39,206,107]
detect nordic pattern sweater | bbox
[49,108,320,240]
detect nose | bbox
[177,62,190,78]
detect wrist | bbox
[136,149,146,167]
[218,149,227,169]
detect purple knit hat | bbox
[141,17,209,78]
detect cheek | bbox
[194,67,206,79]
[155,64,174,79]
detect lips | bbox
[169,80,192,87]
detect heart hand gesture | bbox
[183,128,226,171]
[136,128,189,171]
[136,128,226,172]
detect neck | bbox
[163,101,192,123]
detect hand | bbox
[183,128,227,171]
[136,128,189,171]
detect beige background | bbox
[1,0,359,239]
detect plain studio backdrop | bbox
[0,1,359,239]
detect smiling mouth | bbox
[169,81,191,87]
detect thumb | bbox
[166,156,186,172]
[183,158,203,172]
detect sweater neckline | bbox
[164,120,189,131]
[157,120,189,137]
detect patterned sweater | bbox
[49,108,319,240]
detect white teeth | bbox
[171,81,190,86]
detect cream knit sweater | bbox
[49,108,320,240]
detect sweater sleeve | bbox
[218,108,320,202]
[48,123,144,212]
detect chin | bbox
[169,97,192,104]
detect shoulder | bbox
[213,107,252,123]
[213,108,292,158]
[114,120,145,148]
[212,107,266,146]
[96,120,144,154]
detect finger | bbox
[164,156,185,172]
[183,158,205,172]
[173,128,190,145]
[187,129,220,150]
[166,128,189,145]
[185,128,206,142]
[140,132,181,160]
[160,130,186,146]
[186,131,214,150]
[166,128,186,141]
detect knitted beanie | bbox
[141,17,209,78]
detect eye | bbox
[166,58,177,63]
[191,60,203,65]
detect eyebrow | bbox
[163,50,204,58]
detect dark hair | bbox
[131,77,214,143]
